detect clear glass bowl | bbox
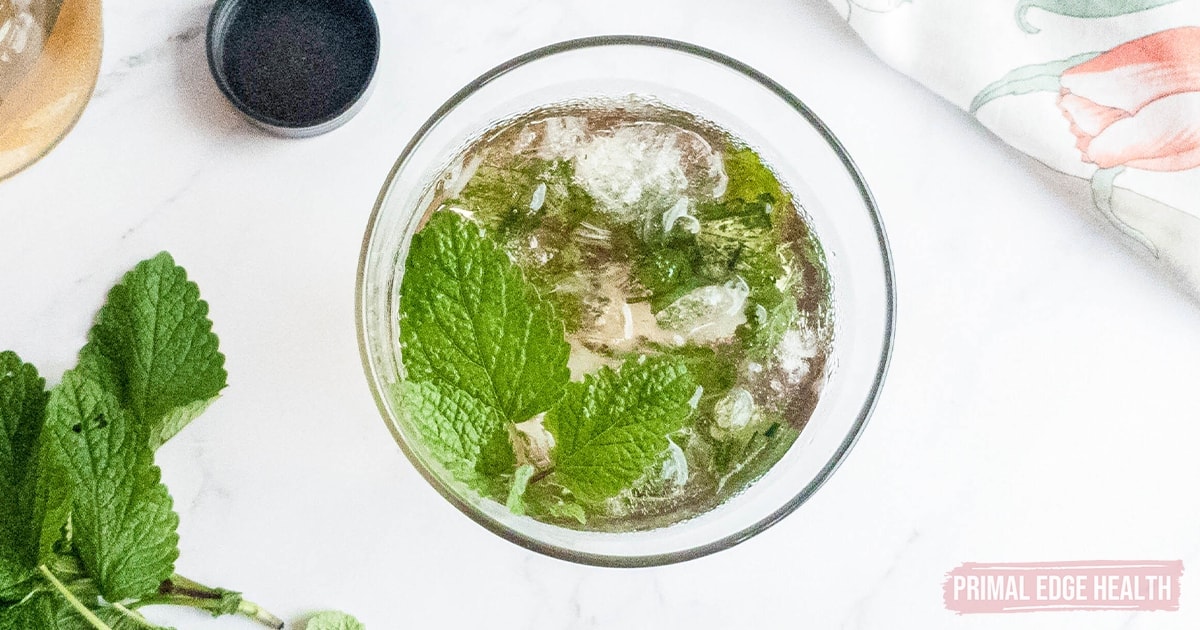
[357,36,895,567]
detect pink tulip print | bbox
[834,0,1200,292]
[1058,27,1200,173]
[972,26,1200,255]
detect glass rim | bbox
[356,34,897,567]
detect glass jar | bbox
[0,0,102,180]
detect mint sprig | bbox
[0,254,354,629]
[397,212,698,521]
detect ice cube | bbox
[655,277,750,344]
[529,181,547,211]
[531,116,590,158]
[570,263,683,354]
[777,328,818,383]
[533,120,725,225]
[512,413,555,469]
[571,124,688,221]
[672,125,727,200]
[714,387,756,430]
[661,197,700,236]
[658,440,689,487]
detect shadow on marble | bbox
[169,3,261,140]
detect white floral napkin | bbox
[831,0,1200,298]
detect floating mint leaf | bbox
[394,380,514,492]
[544,358,697,505]
[721,146,786,207]
[78,252,226,450]
[44,371,179,602]
[400,211,570,424]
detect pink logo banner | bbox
[944,560,1183,614]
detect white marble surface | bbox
[3,0,1200,628]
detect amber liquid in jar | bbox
[0,0,102,179]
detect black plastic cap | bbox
[207,0,380,137]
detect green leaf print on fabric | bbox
[1091,166,1160,257]
[970,52,1099,113]
[848,0,911,12]
[1016,0,1182,34]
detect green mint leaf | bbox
[78,252,226,449]
[399,211,570,423]
[0,582,148,630]
[0,351,61,594]
[694,215,787,309]
[44,371,179,601]
[458,158,595,232]
[505,464,536,515]
[721,146,786,207]
[544,357,697,505]
[307,610,365,630]
[0,591,75,630]
[741,297,799,361]
[394,380,514,491]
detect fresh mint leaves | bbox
[0,254,319,630]
[44,370,180,602]
[0,589,135,630]
[0,352,51,595]
[398,211,698,521]
[721,146,786,208]
[395,380,513,491]
[543,358,697,506]
[400,211,570,424]
[78,252,227,450]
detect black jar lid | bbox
[207,0,380,137]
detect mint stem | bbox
[528,466,555,485]
[136,574,283,629]
[236,598,284,628]
[37,564,113,630]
